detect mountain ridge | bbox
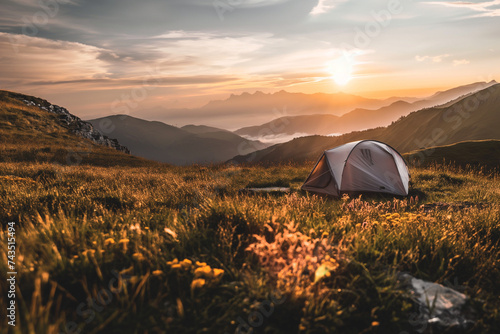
[234,81,498,139]
[132,90,412,130]
[88,115,270,165]
[0,90,155,167]
[229,83,500,164]
[4,90,131,154]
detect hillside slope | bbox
[0,90,156,167]
[404,140,500,170]
[88,116,269,165]
[231,83,500,163]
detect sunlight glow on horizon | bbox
[327,55,355,87]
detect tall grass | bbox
[0,162,499,333]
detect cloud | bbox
[241,132,312,145]
[310,0,348,15]
[0,32,108,85]
[415,54,470,66]
[191,0,290,7]
[223,0,290,8]
[424,0,500,17]
[27,76,239,87]
[453,59,470,66]
[415,54,450,63]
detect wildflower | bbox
[194,265,213,279]
[118,238,130,244]
[171,264,182,270]
[371,321,380,327]
[321,231,329,238]
[167,258,179,266]
[314,258,339,283]
[213,268,224,280]
[191,278,206,291]
[118,238,130,251]
[180,259,192,269]
[104,238,115,246]
[129,223,141,232]
[152,270,163,276]
[195,261,207,267]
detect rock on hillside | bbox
[20,98,130,154]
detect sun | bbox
[327,55,355,86]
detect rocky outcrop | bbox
[22,99,130,154]
[398,273,474,331]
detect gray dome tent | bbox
[302,140,409,196]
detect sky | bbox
[0,0,499,128]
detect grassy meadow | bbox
[1,162,500,333]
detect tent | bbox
[301,140,409,196]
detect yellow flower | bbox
[194,265,213,279]
[152,270,163,276]
[371,321,380,327]
[180,259,192,269]
[104,238,115,246]
[213,268,224,280]
[191,278,206,291]
[118,238,130,244]
[314,259,339,283]
[167,258,179,266]
[171,264,182,270]
[195,261,207,267]
[321,231,329,238]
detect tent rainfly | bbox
[301,140,409,196]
